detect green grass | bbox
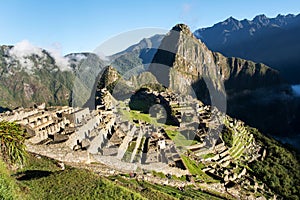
[180,155,218,183]
[229,130,253,159]
[122,141,137,162]
[151,171,166,178]
[128,142,137,152]
[130,111,158,125]
[227,126,252,159]
[110,175,176,200]
[171,175,187,181]
[109,175,225,200]
[118,108,161,127]
[165,130,198,147]
[19,154,61,172]
[165,129,178,139]
[201,153,215,159]
[0,159,23,200]
[120,108,199,148]
[119,106,199,148]
[15,154,144,200]
[20,168,144,200]
[10,154,227,199]
[133,137,145,163]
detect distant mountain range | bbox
[194,14,300,84]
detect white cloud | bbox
[73,54,86,60]
[10,40,43,58]
[68,53,87,62]
[47,42,72,71]
[9,40,72,72]
[9,40,44,73]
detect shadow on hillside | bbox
[0,106,11,113]
[15,170,53,180]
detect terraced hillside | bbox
[1,86,299,199]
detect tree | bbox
[0,121,28,166]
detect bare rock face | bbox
[97,65,120,92]
[149,23,283,110]
[149,24,226,108]
[213,52,282,92]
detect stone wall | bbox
[26,141,91,164]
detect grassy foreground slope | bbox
[0,159,23,200]
[0,154,225,200]
[14,155,144,200]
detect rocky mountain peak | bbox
[97,65,120,92]
[149,23,283,109]
[171,23,193,36]
[172,23,189,31]
[149,23,226,106]
[224,16,238,23]
[253,14,269,25]
[218,16,243,30]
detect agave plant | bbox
[0,121,28,166]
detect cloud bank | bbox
[9,40,71,72]
[47,44,72,71]
[10,40,44,58]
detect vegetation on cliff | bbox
[248,127,300,199]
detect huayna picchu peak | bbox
[171,23,194,36]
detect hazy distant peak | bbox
[252,14,269,26]
[224,16,239,23]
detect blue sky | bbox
[1,0,300,55]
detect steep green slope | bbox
[68,52,107,108]
[0,45,74,109]
[213,52,283,92]
[5,154,224,200]
[248,127,300,199]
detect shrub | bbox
[0,121,28,166]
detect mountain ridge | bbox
[194,13,300,84]
[0,45,74,108]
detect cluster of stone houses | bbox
[0,88,269,195]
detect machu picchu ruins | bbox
[0,86,274,199]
